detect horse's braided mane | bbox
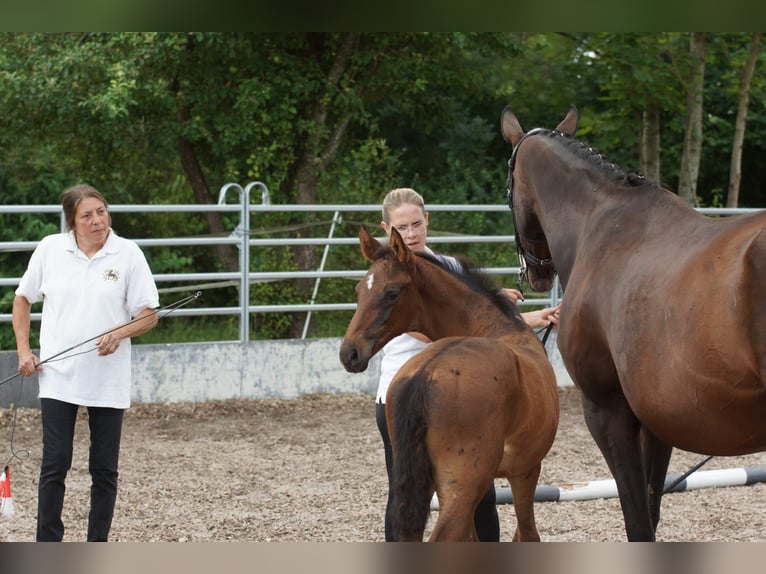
[413,250,525,325]
[543,129,658,188]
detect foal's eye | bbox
[383,289,400,303]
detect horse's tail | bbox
[388,371,433,541]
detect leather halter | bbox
[505,128,555,288]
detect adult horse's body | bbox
[501,105,766,541]
[339,226,559,541]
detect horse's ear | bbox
[359,225,382,262]
[500,106,524,146]
[556,105,579,136]
[389,226,412,264]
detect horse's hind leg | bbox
[428,467,495,542]
[581,393,655,541]
[429,490,483,542]
[640,427,673,532]
[505,464,542,542]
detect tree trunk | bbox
[727,32,761,208]
[677,32,706,206]
[284,32,360,338]
[178,124,239,273]
[641,102,661,182]
[173,35,238,273]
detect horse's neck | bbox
[415,263,520,339]
[531,176,595,288]
[531,164,685,287]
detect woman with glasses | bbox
[376,187,559,541]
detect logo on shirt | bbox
[103,269,120,282]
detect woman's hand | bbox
[521,304,561,329]
[500,288,524,303]
[95,333,122,356]
[17,351,41,376]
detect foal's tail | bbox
[389,372,433,541]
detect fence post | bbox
[550,276,562,306]
[218,183,249,343]
[243,182,271,341]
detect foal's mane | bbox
[414,250,526,326]
[541,129,659,188]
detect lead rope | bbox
[1,291,203,471]
[539,322,554,346]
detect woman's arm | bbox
[521,304,560,329]
[12,295,41,375]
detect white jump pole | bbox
[430,466,766,510]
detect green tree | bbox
[3,33,766,345]
[0,32,526,340]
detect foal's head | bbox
[339,225,421,373]
[339,225,524,373]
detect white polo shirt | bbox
[377,333,429,403]
[16,230,159,408]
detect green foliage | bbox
[140,315,239,344]
[1,32,765,343]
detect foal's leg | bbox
[429,483,486,542]
[428,449,499,541]
[505,463,542,541]
[581,393,655,541]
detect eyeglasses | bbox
[391,220,426,235]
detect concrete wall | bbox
[0,333,572,408]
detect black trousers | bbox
[37,398,124,542]
[375,401,499,541]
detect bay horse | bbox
[500,105,766,541]
[339,225,559,541]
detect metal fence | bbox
[1,181,760,343]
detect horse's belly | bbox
[631,379,766,456]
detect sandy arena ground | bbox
[1,386,765,542]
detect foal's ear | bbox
[389,226,412,264]
[500,106,524,146]
[556,105,579,136]
[359,225,382,262]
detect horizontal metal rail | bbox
[1,182,760,341]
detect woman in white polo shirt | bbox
[377,187,560,541]
[12,184,159,542]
